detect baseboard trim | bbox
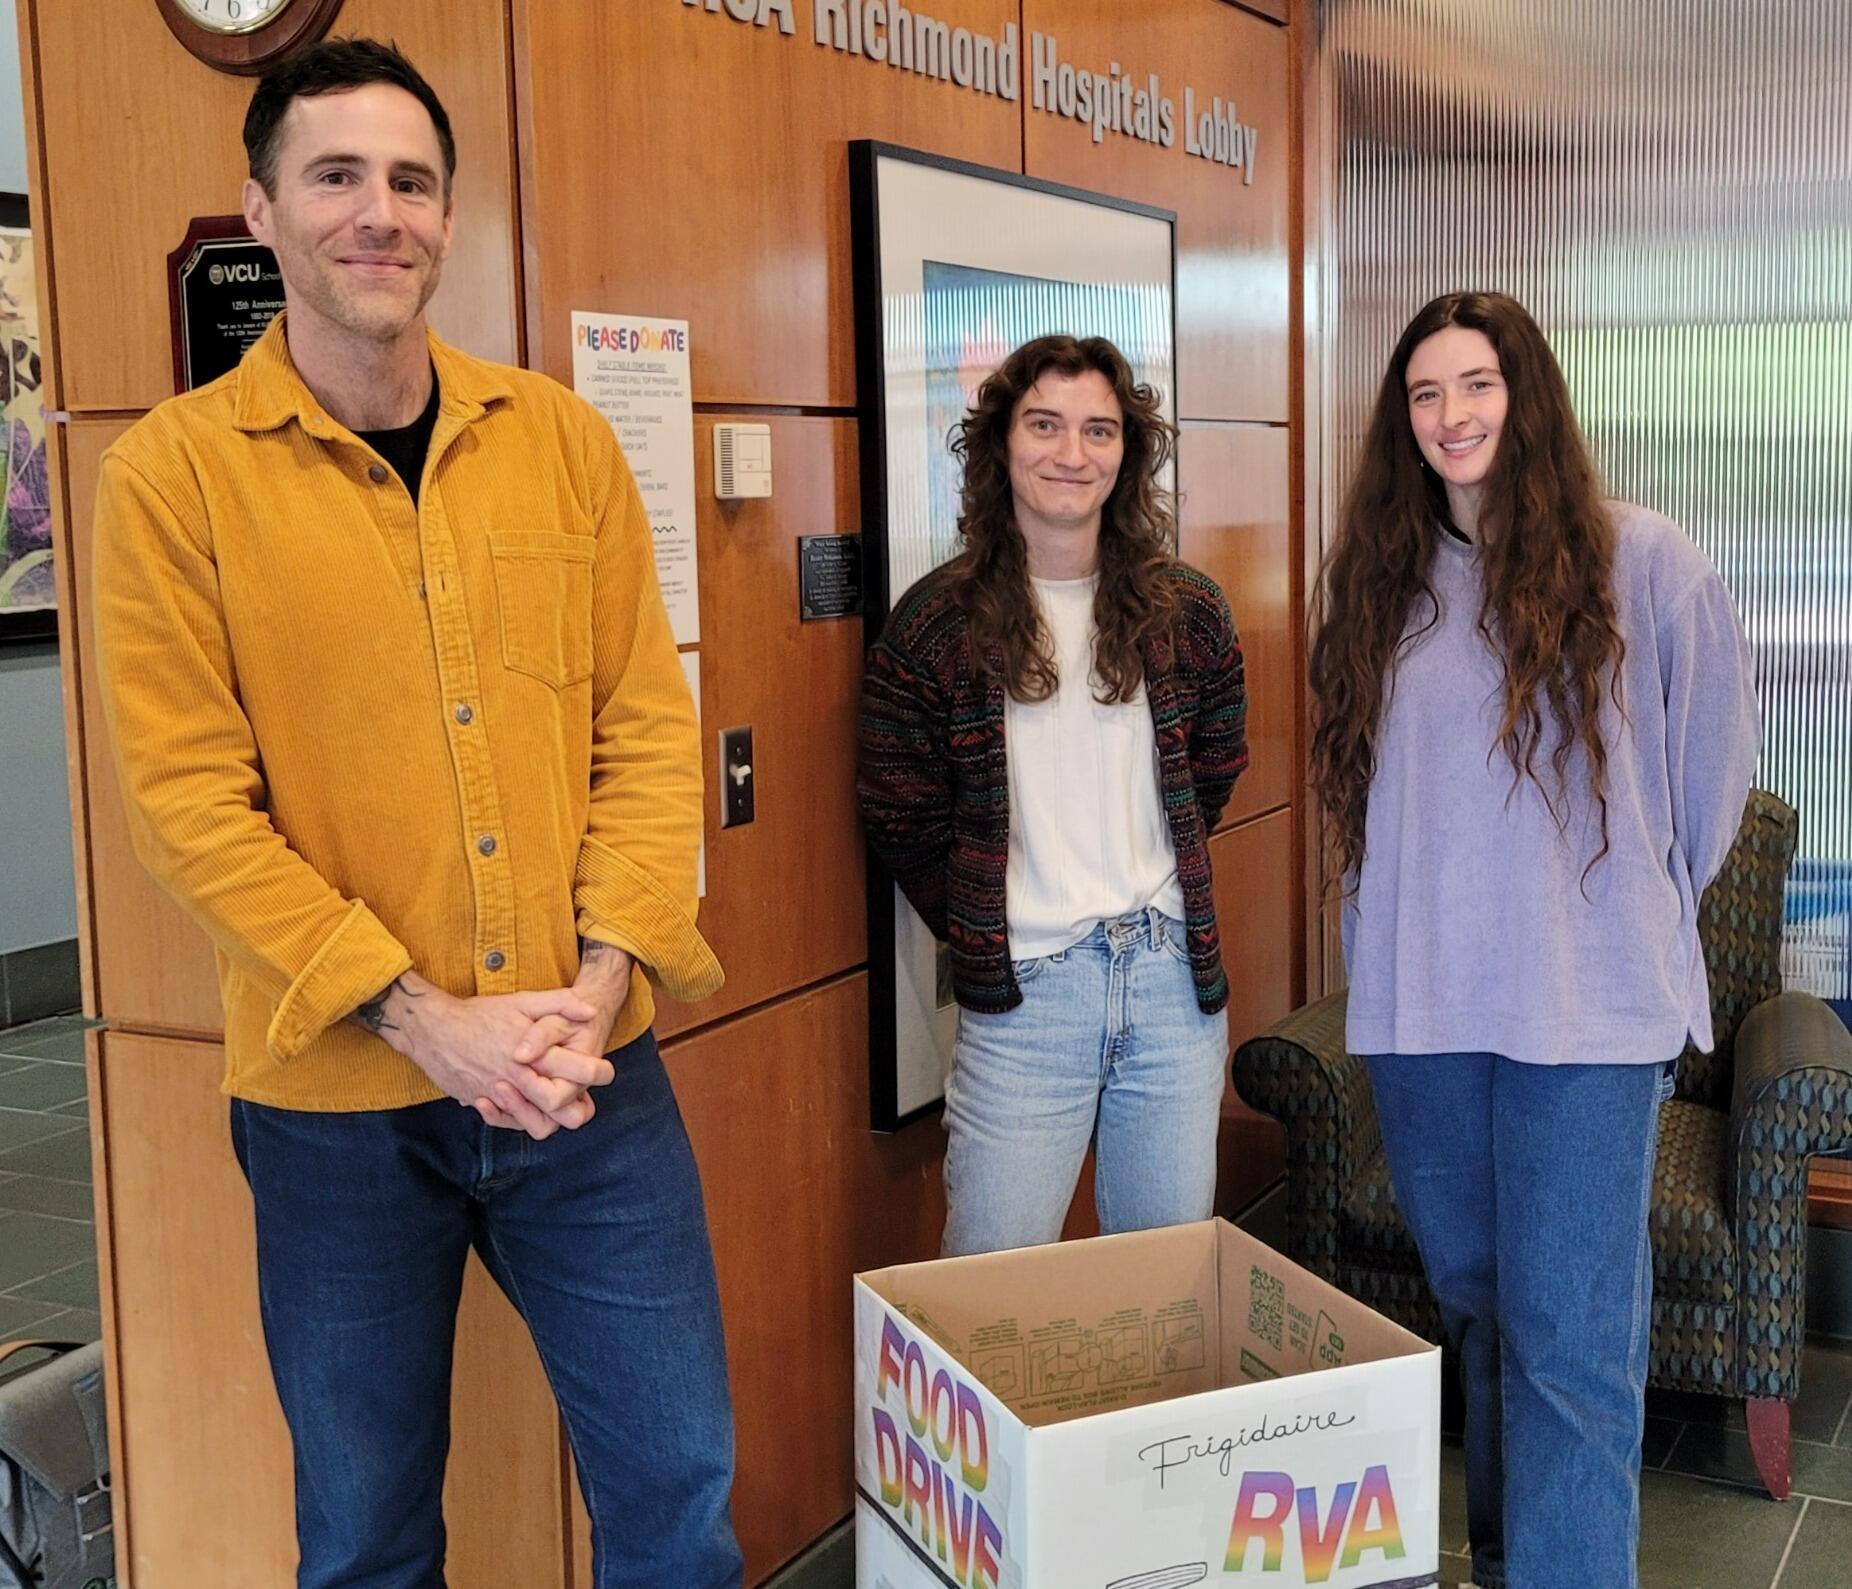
[762,1519,853,1588]
[0,937,82,1028]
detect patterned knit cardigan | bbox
[857,561,1249,1015]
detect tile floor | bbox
[0,1012,100,1348]
[1439,1342,1852,1589]
[3,1010,1850,1587]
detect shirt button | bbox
[484,950,506,972]
[477,834,497,857]
[368,463,389,483]
[454,703,474,725]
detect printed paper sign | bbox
[571,312,700,645]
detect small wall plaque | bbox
[799,534,864,621]
[167,216,284,393]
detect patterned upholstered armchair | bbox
[1233,790,1852,1500]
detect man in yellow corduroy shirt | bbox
[91,39,741,1589]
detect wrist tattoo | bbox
[580,938,617,967]
[352,975,419,1036]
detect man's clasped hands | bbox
[364,944,634,1139]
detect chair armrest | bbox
[1232,990,1378,1282]
[1724,991,1852,1398]
[1729,990,1852,1170]
[1718,992,1852,1229]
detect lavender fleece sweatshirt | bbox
[1343,502,1760,1066]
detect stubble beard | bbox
[342,264,440,346]
[286,237,443,349]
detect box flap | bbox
[1215,1222,1434,1387]
[860,1222,1224,1428]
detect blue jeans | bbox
[1364,1052,1671,1589]
[942,909,1229,1257]
[230,1029,742,1589]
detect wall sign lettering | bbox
[680,0,1263,184]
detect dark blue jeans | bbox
[1364,1052,1671,1589]
[230,1030,742,1589]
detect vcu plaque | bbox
[798,534,864,621]
[168,215,285,393]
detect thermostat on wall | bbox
[714,423,773,499]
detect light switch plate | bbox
[720,726,754,827]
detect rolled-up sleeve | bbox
[93,451,413,1062]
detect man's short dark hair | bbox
[244,38,456,198]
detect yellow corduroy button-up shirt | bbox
[92,317,721,1111]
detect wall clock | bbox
[154,0,347,76]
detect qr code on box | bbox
[1248,1265,1285,1350]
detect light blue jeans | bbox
[942,908,1230,1257]
[1364,1051,1673,1589]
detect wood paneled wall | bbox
[1023,0,1292,421]
[20,0,1308,1582]
[1180,422,1294,825]
[515,0,1021,405]
[657,417,868,1039]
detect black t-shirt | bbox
[357,371,441,507]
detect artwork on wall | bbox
[1,195,54,646]
[851,141,1177,1130]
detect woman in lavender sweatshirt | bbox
[1309,292,1758,1589]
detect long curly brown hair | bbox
[948,334,1179,704]
[1309,291,1626,885]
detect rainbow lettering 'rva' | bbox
[871,1315,1004,1588]
[1225,1465,1405,1582]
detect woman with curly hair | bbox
[858,333,1248,1257]
[1311,291,1758,1589]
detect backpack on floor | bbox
[0,1342,113,1589]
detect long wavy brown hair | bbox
[1309,291,1626,885]
[948,335,1179,704]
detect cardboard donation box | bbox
[854,1220,1441,1589]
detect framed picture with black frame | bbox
[850,140,1178,1131]
[0,189,55,647]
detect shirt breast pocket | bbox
[487,530,596,689]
